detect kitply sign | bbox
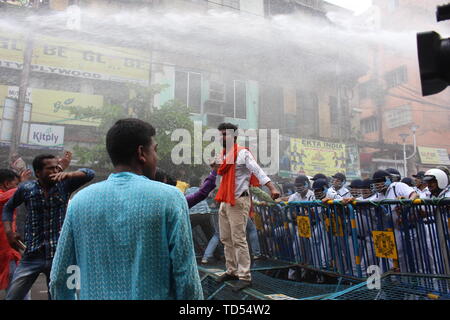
[28,124,64,147]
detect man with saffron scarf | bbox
[215,123,280,291]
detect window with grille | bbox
[361,116,379,134]
[385,65,408,89]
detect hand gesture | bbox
[58,150,73,171]
[50,171,73,182]
[19,169,32,182]
[209,158,220,171]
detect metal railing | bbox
[253,199,450,279]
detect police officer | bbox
[401,177,414,187]
[423,169,450,198]
[370,169,418,272]
[349,179,362,198]
[313,178,340,201]
[386,168,402,182]
[371,170,418,201]
[329,173,351,199]
[412,171,431,199]
[358,179,376,200]
[288,175,315,202]
[311,173,328,182]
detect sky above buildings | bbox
[326,0,373,15]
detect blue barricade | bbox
[253,199,450,278]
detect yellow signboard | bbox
[418,146,450,165]
[372,231,398,259]
[290,138,346,177]
[0,85,103,126]
[0,32,150,85]
[254,212,264,231]
[297,216,311,238]
[325,214,344,237]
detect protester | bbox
[0,169,31,297]
[2,155,94,300]
[214,123,279,292]
[202,187,263,265]
[49,118,202,300]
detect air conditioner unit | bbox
[205,113,225,128]
[204,99,224,115]
[208,80,225,102]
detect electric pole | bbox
[7,1,39,165]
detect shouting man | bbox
[214,123,279,292]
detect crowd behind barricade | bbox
[250,167,450,281]
[0,118,449,300]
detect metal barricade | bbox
[253,199,450,279]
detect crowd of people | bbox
[0,120,280,300]
[281,166,450,204]
[0,118,449,300]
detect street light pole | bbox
[399,125,419,178]
[399,133,409,177]
[7,34,34,165]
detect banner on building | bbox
[28,123,65,148]
[0,32,150,85]
[289,138,346,177]
[0,85,103,127]
[345,144,361,180]
[418,146,450,165]
[279,135,294,177]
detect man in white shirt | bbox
[214,123,280,291]
[329,172,351,199]
[412,171,431,199]
[288,175,315,202]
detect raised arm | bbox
[185,171,217,208]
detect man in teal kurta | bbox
[49,119,203,300]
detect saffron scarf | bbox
[215,144,260,206]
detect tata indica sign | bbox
[28,124,64,148]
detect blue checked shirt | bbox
[2,168,95,260]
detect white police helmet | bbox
[423,169,449,189]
